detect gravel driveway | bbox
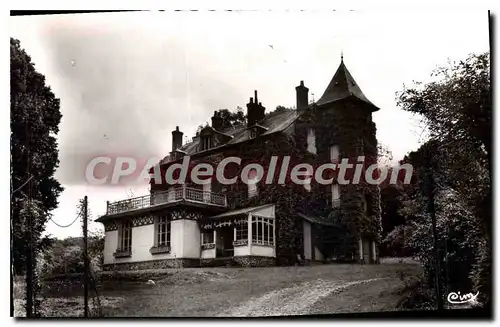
[100,262,420,317]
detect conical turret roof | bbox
[316,59,379,111]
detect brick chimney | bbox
[296,80,309,113]
[211,110,223,130]
[172,126,183,151]
[247,90,266,127]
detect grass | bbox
[14,260,422,317]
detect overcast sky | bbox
[10,10,489,239]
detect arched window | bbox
[248,169,259,198]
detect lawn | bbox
[14,261,421,317]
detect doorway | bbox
[216,227,234,258]
[362,239,372,264]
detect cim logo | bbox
[447,291,479,305]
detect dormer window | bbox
[248,124,268,140]
[201,136,212,151]
[249,128,257,139]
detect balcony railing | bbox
[106,186,227,215]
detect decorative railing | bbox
[107,185,227,215]
[201,243,215,250]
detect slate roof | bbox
[161,109,299,164]
[160,60,378,165]
[316,59,380,111]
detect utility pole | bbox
[83,196,89,318]
[424,147,444,311]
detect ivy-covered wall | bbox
[293,99,382,260]
[151,98,382,265]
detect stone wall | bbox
[232,256,276,267]
[103,258,201,271]
[103,256,278,271]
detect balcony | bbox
[106,185,227,216]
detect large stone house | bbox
[96,57,382,270]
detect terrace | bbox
[105,185,227,216]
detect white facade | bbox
[302,219,325,262]
[104,220,193,265]
[104,204,277,266]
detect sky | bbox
[9,10,490,239]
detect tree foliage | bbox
[40,234,104,277]
[11,38,64,274]
[391,52,491,305]
[197,107,247,133]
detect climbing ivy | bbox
[153,99,382,264]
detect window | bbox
[332,184,340,208]
[330,145,339,162]
[202,230,214,244]
[307,128,317,154]
[201,136,212,151]
[251,216,274,246]
[235,223,248,241]
[119,221,132,252]
[156,215,171,247]
[248,169,259,198]
[249,128,257,139]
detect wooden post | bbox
[248,213,252,253]
[83,196,89,317]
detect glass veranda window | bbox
[251,216,274,246]
[202,230,214,244]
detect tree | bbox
[396,53,491,305]
[11,37,63,275]
[197,107,247,133]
